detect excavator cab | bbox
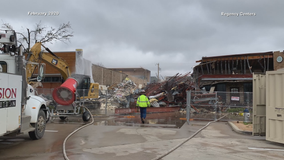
[36,63,45,82]
[27,62,46,87]
[70,74,99,100]
[76,75,91,98]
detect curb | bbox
[228,121,252,135]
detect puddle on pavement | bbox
[50,110,186,128]
[2,139,25,142]
[49,108,247,128]
[190,113,249,122]
[109,112,186,128]
[0,138,25,147]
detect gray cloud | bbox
[1,0,284,77]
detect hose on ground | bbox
[153,114,228,160]
[63,105,94,160]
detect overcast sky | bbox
[1,0,284,78]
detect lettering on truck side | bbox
[0,88,17,108]
[0,88,17,99]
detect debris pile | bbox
[99,98,117,110]
[142,72,195,108]
[137,72,221,114]
[111,78,136,105]
[98,72,219,114]
[99,78,139,109]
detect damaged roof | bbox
[196,51,274,63]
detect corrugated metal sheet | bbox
[252,73,266,136]
[266,69,284,144]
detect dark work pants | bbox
[140,107,147,119]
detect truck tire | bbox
[46,109,51,123]
[29,109,46,140]
[82,111,91,122]
[60,116,67,120]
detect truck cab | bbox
[0,30,48,140]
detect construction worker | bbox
[136,90,150,124]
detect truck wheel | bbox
[60,116,67,120]
[46,110,51,123]
[82,111,91,122]
[29,109,46,140]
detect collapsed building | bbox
[191,51,284,106]
[127,51,282,111]
[35,45,284,115]
[136,73,193,107]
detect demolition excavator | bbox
[25,42,99,121]
[26,42,70,83]
[25,42,99,100]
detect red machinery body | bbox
[52,78,78,105]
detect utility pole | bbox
[157,63,160,82]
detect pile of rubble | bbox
[99,78,139,110]
[98,72,218,114]
[143,72,195,108]
[142,73,220,114]
[99,98,117,110]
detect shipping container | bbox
[265,69,284,144]
[252,73,266,136]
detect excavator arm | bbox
[26,42,70,83]
[26,42,99,100]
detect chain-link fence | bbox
[186,90,253,123]
[35,88,252,123]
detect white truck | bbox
[0,30,48,140]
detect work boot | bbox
[142,118,145,124]
[141,118,145,124]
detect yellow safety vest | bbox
[136,95,150,108]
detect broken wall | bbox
[127,75,148,87]
[92,64,148,87]
[109,68,151,82]
[92,65,125,85]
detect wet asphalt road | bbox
[1,110,283,160]
[0,111,186,160]
[0,123,81,160]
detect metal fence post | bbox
[214,91,217,121]
[105,89,108,115]
[186,90,191,125]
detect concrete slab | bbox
[228,121,252,135]
[65,122,284,160]
[161,123,284,160]
[1,111,283,160]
